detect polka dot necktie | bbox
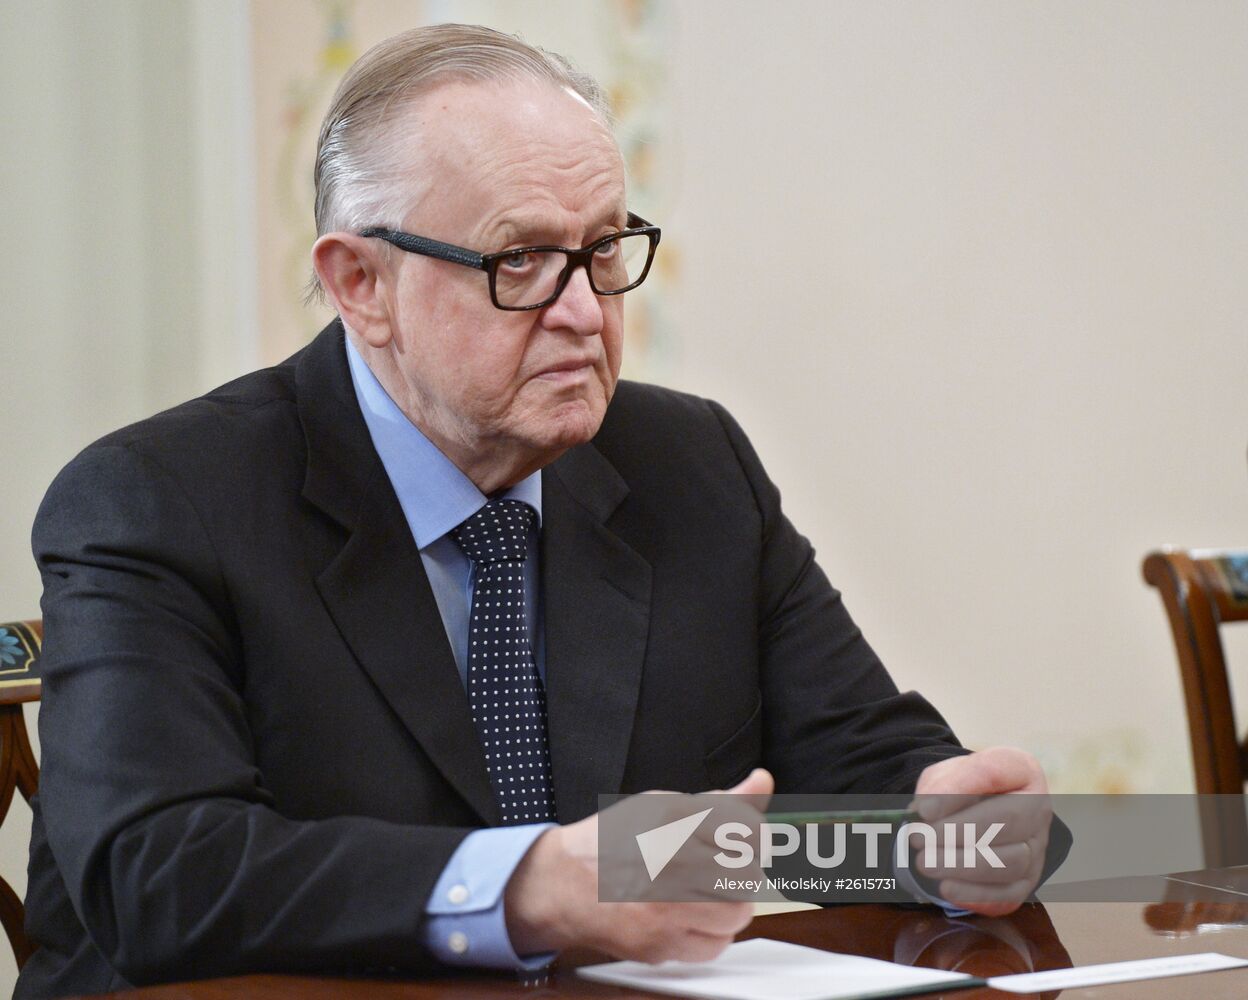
[452,498,556,825]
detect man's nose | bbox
[542,264,604,336]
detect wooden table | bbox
[74,872,1248,999]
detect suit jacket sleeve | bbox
[704,400,967,794]
[33,442,470,985]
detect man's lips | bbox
[534,358,598,379]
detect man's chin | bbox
[530,399,608,452]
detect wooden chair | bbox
[1143,550,1248,866]
[0,619,41,969]
[1143,550,1248,793]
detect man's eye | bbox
[500,251,535,271]
[593,239,620,258]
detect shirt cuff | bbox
[423,823,557,969]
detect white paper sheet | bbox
[986,952,1248,993]
[577,938,975,1000]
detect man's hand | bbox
[504,769,774,963]
[910,747,1051,917]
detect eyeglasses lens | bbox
[493,233,651,308]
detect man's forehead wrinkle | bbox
[480,204,625,251]
[473,164,626,246]
[414,150,621,227]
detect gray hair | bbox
[307,23,612,303]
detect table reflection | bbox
[1146,900,1248,937]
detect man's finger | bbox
[936,874,1036,913]
[723,767,775,798]
[633,928,738,965]
[665,900,755,936]
[915,840,1034,885]
[910,792,983,823]
[671,929,740,964]
[916,748,1046,797]
[912,792,1052,842]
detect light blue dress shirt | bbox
[345,339,554,969]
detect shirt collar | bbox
[345,336,542,550]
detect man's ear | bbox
[312,233,394,347]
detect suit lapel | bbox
[542,445,653,822]
[296,323,498,826]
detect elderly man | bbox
[18,24,1049,999]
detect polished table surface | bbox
[72,870,1248,1000]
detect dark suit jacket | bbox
[18,322,963,998]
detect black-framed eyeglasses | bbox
[359,212,661,311]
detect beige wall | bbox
[0,0,1246,990]
[662,0,1248,791]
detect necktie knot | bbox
[452,498,536,566]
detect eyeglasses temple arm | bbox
[359,228,486,270]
